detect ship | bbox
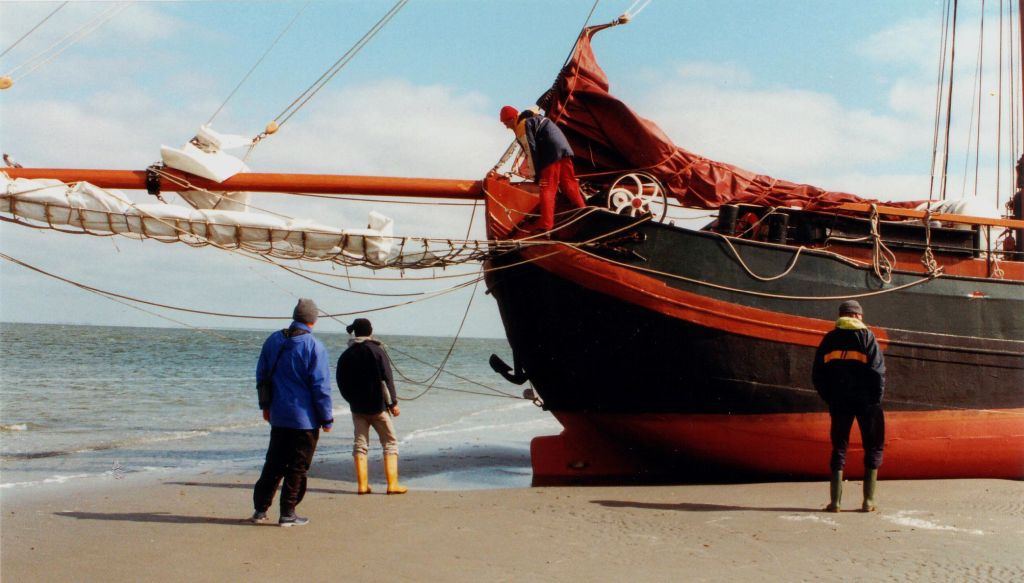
[2,10,1022,484]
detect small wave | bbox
[402,417,558,444]
[0,423,29,432]
[0,473,93,489]
[0,418,269,462]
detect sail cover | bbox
[540,24,920,211]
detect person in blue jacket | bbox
[250,298,334,527]
[812,299,886,513]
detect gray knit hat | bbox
[293,298,319,324]
[838,300,863,315]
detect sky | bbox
[0,0,1019,338]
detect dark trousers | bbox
[829,403,885,472]
[253,426,319,516]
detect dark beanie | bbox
[293,298,319,324]
[838,300,863,315]
[346,318,372,337]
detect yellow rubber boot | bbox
[354,455,372,495]
[384,454,408,495]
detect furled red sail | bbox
[541,24,921,211]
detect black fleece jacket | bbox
[336,339,398,415]
[812,322,886,408]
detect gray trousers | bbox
[352,411,399,456]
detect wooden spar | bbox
[836,202,1024,229]
[7,167,1024,229]
[2,167,485,200]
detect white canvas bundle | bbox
[1,173,395,263]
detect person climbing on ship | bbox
[251,298,334,527]
[499,105,586,233]
[812,300,886,513]
[336,317,407,495]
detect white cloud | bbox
[637,76,922,181]
[674,62,753,86]
[856,16,940,72]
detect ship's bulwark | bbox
[484,204,1024,482]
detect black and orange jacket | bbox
[812,317,886,407]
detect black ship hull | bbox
[483,176,1024,482]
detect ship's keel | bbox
[531,409,1024,485]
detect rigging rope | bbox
[261,0,408,138]
[207,1,311,126]
[3,2,132,83]
[929,0,953,202]
[0,251,485,320]
[997,0,1005,206]
[959,0,985,199]
[0,1,68,60]
[941,0,959,201]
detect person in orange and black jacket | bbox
[336,318,407,495]
[500,105,586,233]
[812,299,886,513]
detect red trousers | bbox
[537,157,585,230]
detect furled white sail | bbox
[0,173,398,265]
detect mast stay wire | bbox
[997,0,1004,206]
[2,2,132,83]
[0,1,69,60]
[207,1,311,126]
[960,0,985,199]
[929,0,953,202]
[940,0,959,202]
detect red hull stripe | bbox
[550,409,1024,480]
[522,244,856,348]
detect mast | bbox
[1016,0,1024,248]
[1,168,484,200]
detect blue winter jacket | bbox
[523,115,574,174]
[256,322,334,430]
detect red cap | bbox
[499,105,519,124]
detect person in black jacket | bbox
[812,300,886,513]
[336,318,407,495]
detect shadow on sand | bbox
[56,445,534,525]
[55,511,274,527]
[592,500,820,513]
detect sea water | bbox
[0,323,560,497]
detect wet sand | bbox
[2,469,1022,582]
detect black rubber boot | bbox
[825,470,843,512]
[862,468,878,512]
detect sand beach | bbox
[3,464,1022,582]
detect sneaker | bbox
[278,514,309,527]
[249,511,268,523]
